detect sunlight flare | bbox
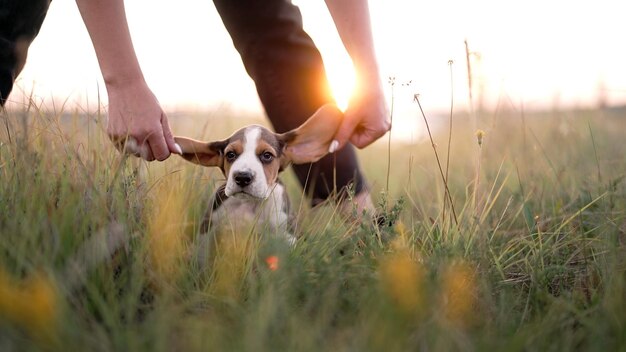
[326,62,356,112]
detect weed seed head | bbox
[475,129,486,146]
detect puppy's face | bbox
[220,125,283,199]
[174,104,343,199]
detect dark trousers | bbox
[0,0,50,106]
[1,0,366,203]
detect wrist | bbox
[103,73,146,90]
[354,60,382,86]
[104,76,158,115]
[355,71,383,96]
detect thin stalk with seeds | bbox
[444,60,454,225]
[473,130,485,216]
[386,76,395,196]
[465,39,476,131]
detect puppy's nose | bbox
[234,171,253,187]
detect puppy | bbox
[174,104,343,244]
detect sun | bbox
[324,58,356,112]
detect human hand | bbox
[106,80,181,161]
[324,0,389,151]
[330,83,390,152]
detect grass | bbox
[1,101,626,351]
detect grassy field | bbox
[1,102,625,351]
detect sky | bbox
[11,0,626,141]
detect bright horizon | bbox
[8,0,626,141]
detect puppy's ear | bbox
[279,104,343,165]
[174,136,228,167]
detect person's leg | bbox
[0,0,51,106]
[213,0,369,207]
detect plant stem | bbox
[444,60,454,225]
[414,94,458,227]
[386,80,395,196]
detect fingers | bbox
[111,134,164,162]
[330,112,390,152]
[141,142,156,161]
[143,129,168,161]
[109,114,182,162]
[331,114,360,152]
[145,113,184,161]
[113,136,154,161]
[161,114,183,155]
[349,118,391,148]
[111,135,169,162]
[329,89,390,152]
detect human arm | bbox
[75,0,180,161]
[324,0,390,151]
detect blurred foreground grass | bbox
[1,103,626,351]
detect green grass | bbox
[1,103,626,351]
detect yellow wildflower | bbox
[0,268,59,342]
[379,250,425,316]
[391,220,409,250]
[440,261,477,326]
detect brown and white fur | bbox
[174,104,343,245]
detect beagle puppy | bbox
[174,104,343,244]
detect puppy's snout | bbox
[234,171,254,187]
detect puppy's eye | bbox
[225,151,237,162]
[259,151,274,164]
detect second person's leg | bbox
[0,0,51,106]
[213,0,368,206]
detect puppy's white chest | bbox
[210,183,293,243]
